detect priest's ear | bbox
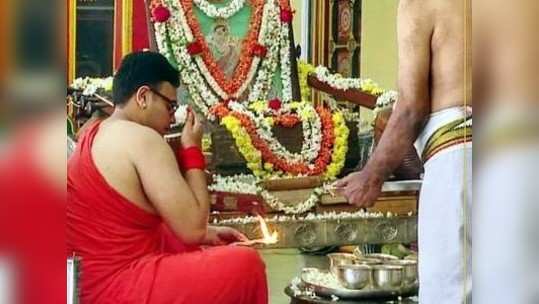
[135,86,152,110]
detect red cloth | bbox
[67,121,268,304]
[177,146,206,171]
[0,125,64,304]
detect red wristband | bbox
[177,146,206,171]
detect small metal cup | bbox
[386,260,418,285]
[372,265,404,290]
[334,264,372,290]
[327,253,359,275]
[355,257,383,266]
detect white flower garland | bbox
[247,0,281,101]
[279,20,293,102]
[154,0,285,109]
[210,174,402,217]
[374,90,398,114]
[174,0,230,100]
[212,209,391,225]
[71,76,113,96]
[209,174,325,214]
[230,101,322,164]
[261,186,323,214]
[314,66,384,94]
[193,0,246,19]
[156,0,222,116]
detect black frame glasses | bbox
[148,87,179,113]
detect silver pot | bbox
[372,265,403,289]
[334,264,372,290]
[386,259,418,285]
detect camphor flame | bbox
[257,215,278,244]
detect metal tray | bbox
[301,270,418,300]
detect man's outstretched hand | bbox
[204,226,249,246]
[334,169,384,208]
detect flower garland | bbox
[323,111,349,179]
[179,0,266,96]
[209,174,327,214]
[374,90,398,114]
[230,101,322,164]
[154,1,219,116]
[247,0,281,101]
[221,106,333,177]
[314,66,385,95]
[193,0,246,19]
[278,0,293,102]
[215,102,348,180]
[71,76,113,96]
[152,0,351,184]
[153,0,287,106]
[297,60,315,102]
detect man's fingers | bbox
[344,186,368,208]
[334,173,354,188]
[343,186,355,203]
[333,178,347,188]
[193,113,202,130]
[183,112,193,131]
[234,231,249,242]
[186,110,194,126]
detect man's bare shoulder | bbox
[100,120,169,152]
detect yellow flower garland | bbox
[220,105,350,181]
[324,111,349,180]
[297,60,316,102]
[221,116,266,178]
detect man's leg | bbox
[150,246,268,304]
[418,144,472,304]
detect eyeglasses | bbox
[148,87,179,113]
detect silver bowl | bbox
[386,260,418,285]
[364,253,399,261]
[372,265,404,289]
[327,253,359,275]
[333,264,372,290]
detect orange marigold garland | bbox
[213,104,336,176]
[179,0,265,95]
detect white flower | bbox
[375,90,398,108]
[71,76,114,96]
[172,104,188,127]
[193,0,246,19]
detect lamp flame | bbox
[257,215,278,244]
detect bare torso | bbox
[428,0,471,112]
[474,0,539,105]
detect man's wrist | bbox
[180,141,202,149]
[363,162,388,183]
[177,146,206,170]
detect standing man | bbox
[336,1,471,303]
[474,0,539,303]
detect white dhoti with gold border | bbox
[414,106,472,304]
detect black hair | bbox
[112,51,180,106]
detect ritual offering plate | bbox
[300,267,418,300]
